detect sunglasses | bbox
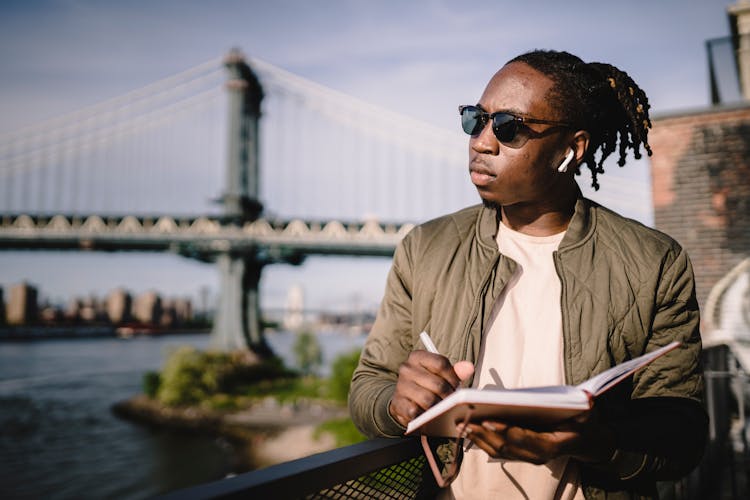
[459,105,574,148]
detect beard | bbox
[482,198,501,212]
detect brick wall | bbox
[650,104,750,309]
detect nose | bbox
[470,120,499,155]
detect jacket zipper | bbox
[461,251,501,362]
[553,250,572,386]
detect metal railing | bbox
[158,437,436,499]
[163,343,749,499]
[689,343,749,499]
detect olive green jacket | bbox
[349,196,707,499]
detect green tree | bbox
[293,330,323,376]
[328,348,361,403]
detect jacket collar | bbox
[559,193,596,251]
[476,203,500,251]
[475,185,596,252]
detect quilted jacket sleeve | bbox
[349,236,415,438]
[585,247,708,488]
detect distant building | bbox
[6,282,38,325]
[106,288,132,324]
[39,299,64,323]
[173,297,193,323]
[79,297,95,323]
[160,298,177,327]
[64,297,81,322]
[156,297,191,328]
[133,291,162,324]
[283,284,305,331]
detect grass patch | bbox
[234,375,328,401]
[314,417,367,447]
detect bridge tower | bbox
[211,49,273,355]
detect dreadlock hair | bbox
[508,50,652,190]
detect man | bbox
[349,50,707,499]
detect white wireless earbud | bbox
[557,148,575,173]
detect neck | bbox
[497,185,578,236]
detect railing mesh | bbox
[306,455,429,499]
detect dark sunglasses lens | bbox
[492,113,518,143]
[461,107,485,135]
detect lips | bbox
[469,160,496,187]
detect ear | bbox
[572,130,590,165]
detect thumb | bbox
[453,360,475,382]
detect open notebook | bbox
[405,341,681,438]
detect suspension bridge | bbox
[0,48,651,353]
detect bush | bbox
[157,346,213,406]
[328,349,361,403]
[142,371,161,398]
[155,346,294,407]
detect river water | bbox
[0,331,366,500]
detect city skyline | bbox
[0,280,376,339]
[0,274,375,317]
[0,0,740,312]
[0,281,198,330]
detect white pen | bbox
[419,331,440,355]
[419,330,474,448]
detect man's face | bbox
[468,62,572,209]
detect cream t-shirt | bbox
[446,222,583,500]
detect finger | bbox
[410,351,462,388]
[467,422,558,464]
[471,424,547,464]
[501,445,548,465]
[453,360,475,382]
[391,355,462,427]
[390,381,444,424]
[401,379,448,411]
[503,426,575,464]
[462,423,507,459]
[398,363,457,401]
[388,397,413,427]
[390,393,427,424]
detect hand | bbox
[388,350,474,428]
[459,411,616,465]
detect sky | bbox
[0,0,741,313]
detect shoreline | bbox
[0,326,209,341]
[112,394,347,471]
